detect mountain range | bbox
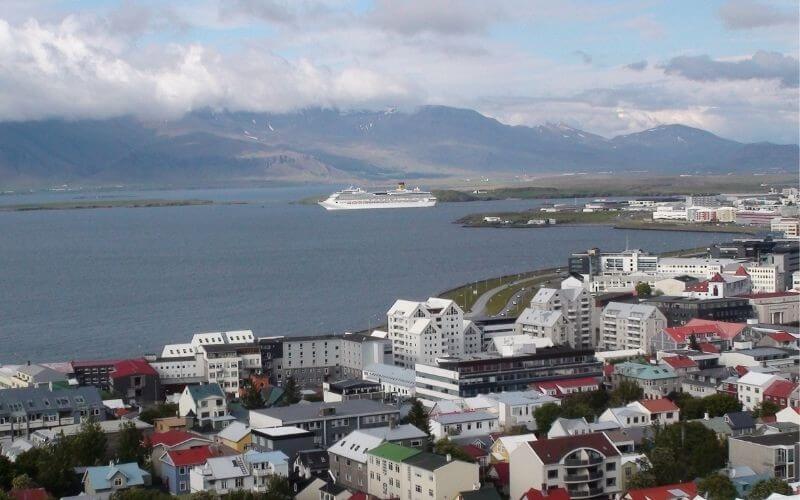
[0,105,796,187]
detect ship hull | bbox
[318,199,437,210]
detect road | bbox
[467,271,564,318]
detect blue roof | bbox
[244,450,289,465]
[186,383,225,400]
[84,463,149,490]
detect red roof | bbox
[639,398,680,413]
[768,331,797,343]
[663,318,746,343]
[735,365,749,377]
[151,430,206,448]
[661,355,697,370]
[521,487,571,500]
[348,493,367,500]
[604,365,615,376]
[533,377,600,395]
[734,265,749,276]
[626,482,697,500]
[764,379,799,399]
[709,273,725,283]
[111,358,157,378]
[735,291,800,299]
[698,342,719,354]
[166,446,215,466]
[528,433,619,465]
[488,462,509,486]
[10,489,49,500]
[460,444,488,460]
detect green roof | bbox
[187,383,225,400]
[367,442,422,462]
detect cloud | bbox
[718,0,797,30]
[662,51,799,88]
[625,60,647,71]
[366,0,507,36]
[573,50,593,65]
[624,15,665,39]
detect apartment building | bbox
[738,263,784,293]
[515,310,568,346]
[177,383,232,430]
[414,345,602,401]
[366,443,479,500]
[248,400,400,448]
[509,433,622,500]
[600,302,667,353]
[610,362,679,399]
[643,296,753,326]
[0,363,67,389]
[657,257,746,278]
[387,298,482,369]
[0,386,105,438]
[729,432,799,482]
[524,286,593,348]
[770,218,799,238]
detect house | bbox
[659,355,698,375]
[366,442,480,500]
[149,430,212,479]
[487,462,509,494]
[508,432,622,500]
[327,424,428,491]
[610,362,680,399]
[775,406,800,425]
[518,487,570,500]
[619,454,647,492]
[430,411,500,440]
[249,399,400,448]
[692,411,756,439]
[530,377,601,398]
[215,421,251,452]
[0,386,105,439]
[489,434,538,462]
[763,379,800,409]
[178,383,232,430]
[153,416,193,433]
[0,363,67,389]
[624,481,697,500]
[82,462,151,496]
[683,272,752,299]
[109,358,160,404]
[159,445,219,495]
[650,318,747,352]
[729,432,799,482]
[598,406,650,429]
[735,372,784,411]
[295,449,330,479]
[758,331,800,350]
[546,418,619,439]
[250,426,316,457]
[626,399,681,426]
[244,450,290,492]
[680,366,736,398]
[189,454,254,494]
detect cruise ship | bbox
[318,183,437,210]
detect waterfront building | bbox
[657,257,747,278]
[771,217,800,238]
[387,298,482,369]
[652,205,688,221]
[70,359,120,389]
[109,358,160,404]
[599,302,667,353]
[0,386,104,438]
[508,433,622,500]
[414,345,601,401]
[0,363,67,389]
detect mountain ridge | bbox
[0,106,796,187]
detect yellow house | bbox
[214,421,251,452]
[489,434,538,463]
[620,454,647,492]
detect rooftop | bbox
[626,482,698,500]
[732,432,799,447]
[367,442,422,462]
[403,451,454,471]
[250,399,398,422]
[528,432,619,465]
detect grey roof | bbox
[603,301,660,319]
[402,452,451,471]
[433,411,497,425]
[732,432,798,446]
[362,423,427,442]
[201,455,249,479]
[0,386,102,417]
[363,363,416,385]
[250,399,398,423]
[186,383,225,401]
[328,379,381,390]
[297,449,328,469]
[733,347,793,357]
[516,308,563,328]
[726,411,755,430]
[15,364,67,384]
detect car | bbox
[512,301,517,305]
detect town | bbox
[0,234,798,500]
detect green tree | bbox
[610,380,643,406]
[635,282,652,297]
[282,377,301,405]
[0,490,12,500]
[647,422,727,483]
[534,403,562,435]
[11,474,36,490]
[242,384,265,410]
[586,387,611,415]
[703,394,741,417]
[433,438,474,463]
[688,334,701,351]
[746,478,792,500]
[407,399,431,436]
[263,474,293,500]
[560,398,594,421]
[753,400,780,419]
[0,456,14,490]
[110,489,174,500]
[117,421,147,465]
[188,492,217,500]
[698,474,738,500]
[137,403,178,425]
[626,471,657,490]
[72,419,108,466]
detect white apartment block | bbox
[771,217,800,238]
[600,302,667,353]
[387,298,481,369]
[653,206,687,221]
[657,257,747,279]
[599,250,659,275]
[741,263,784,293]
[515,310,568,346]
[587,273,657,294]
[526,287,593,348]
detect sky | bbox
[0,0,797,143]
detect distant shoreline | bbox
[0,199,219,212]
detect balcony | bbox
[564,457,603,467]
[567,487,605,498]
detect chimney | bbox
[446,454,452,462]
[389,417,397,429]
[704,412,710,420]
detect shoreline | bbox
[0,199,220,212]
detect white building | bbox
[736,372,785,411]
[189,455,254,494]
[429,411,499,440]
[653,206,687,221]
[178,383,232,430]
[387,298,481,369]
[657,258,747,279]
[526,287,593,348]
[600,302,667,352]
[515,309,568,346]
[771,217,799,238]
[599,250,659,275]
[738,263,784,293]
[362,363,416,398]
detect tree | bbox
[263,474,293,500]
[137,403,178,425]
[110,489,173,500]
[746,478,792,500]
[242,384,265,410]
[753,400,780,419]
[0,456,14,491]
[703,393,741,417]
[647,422,727,483]
[698,474,738,500]
[72,419,108,466]
[610,380,643,406]
[282,377,301,405]
[626,471,657,490]
[635,282,652,297]
[11,474,36,490]
[433,438,474,463]
[688,334,701,351]
[534,403,562,435]
[117,421,148,465]
[407,399,431,436]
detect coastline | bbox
[0,199,218,212]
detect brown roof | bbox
[528,433,619,465]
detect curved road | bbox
[467,270,563,318]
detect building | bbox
[692,411,756,439]
[387,298,482,369]
[246,450,290,492]
[738,263,784,293]
[366,442,480,500]
[248,400,400,448]
[546,418,619,439]
[323,379,384,403]
[719,347,798,372]
[735,372,784,411]
[683,271,752,299]
[414,345,602,401]
[159,446,219,495]
[515,310,568,346]
[738,292,800,324]
[653,206,687,221]
[624,482,697,500]
[189,454,254,494]
[178,383,232,431]
[657,258,746,278]
[70,359,120,389]
[508,433,622,500]
[250,426,315,457]
[729,432,799,482]
[600,302,667,352]
[109,358,160,404]
[327,425,428,491]
[430,411,499,440]
[625,399,680,426]
[149,430,213,479]
[763,379,800,409]
[643,296,753,326]
[531,377,601,398]
[363,363,416,399]
[770,218,799,238]
[610,362,679,399]
[525,287,593,349]
[712,238,799,291]
[651,318,747,352]
[82,462,151,496]
[491,433,539,462]
[0,363,67,389]
[757,330,800,350]
[215,421,251,452]
[0,386,104,438]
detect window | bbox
[235,478,244,487]
[548,470,558,479]
[179,481,187,492]
[415,485,422,493]
[606,462,616,471]
[113,477,123,487]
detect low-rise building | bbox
[625,399,680,426]
[189,454,253,494]
[729,432,799,482]
[82,462,151,496]
[763,379,800,409]
[109,358,160,404]
[735,372,784,411]
[150,430,213,479]
[250,426,315,457]
[624,482,697,500]
[245,450,290,492]
[159,446,219,495]
[430,411,499,440]
[720,347,798,372]
[610,362,679,399]
[651,318,747,352]
[643,296,753,327]
[363,363,416,399]
[531,377,601,398]
[739,292,800,325]
[178,383,232,431]
[215,421,251,452]
[0,386,104,439]
[508,433,622,500]
[322,379,384,403]
[0,363,68,389]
